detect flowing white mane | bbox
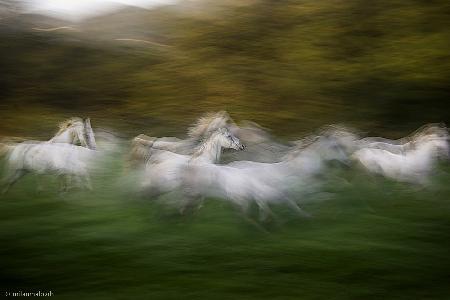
[410,123,448,141]
[187,111,231,139]
[190,130,224,160]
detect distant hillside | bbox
[1,0,449,138]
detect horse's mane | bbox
[239,120,270,133]
[284,125,358,160]
[410,123,448,140]
[318,124,360,140]
[55,117,84,135]
[283,134,321,160]
[187,111,231,139]
[233,120,273,143]
[190,131,220,159]
[291,125,356,151]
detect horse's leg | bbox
[80,173,93,190]
[179,194,201,215]
[67,175,76,190]
[59,174,71,193]
[36,175,46,193]
[285,197,312,218]
[235,199,270,234]
[237,199,250,215]
[178,183,204,214]
[179,202,190,215]
[1,169,27,194]
[256,200,275,222]
[86,175,93,190]
[195,196,205,211]
[70,175,85,190]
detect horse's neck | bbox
[306,146,325,165]
[408,141,436,163]
[290,146,324,173]
[192,136,223,163]
[49,128,73,143]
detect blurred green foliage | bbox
[1,0,450,138]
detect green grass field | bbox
[1,156,449,299]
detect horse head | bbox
[190,127,245,163]
[52,117,87,146]
[314,134,351,165]
[216,127,245,151]
[422,133,450,160]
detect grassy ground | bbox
[1,155,449,299]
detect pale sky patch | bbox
[22,0,177,21]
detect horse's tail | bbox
[0,136,30,158]
[124,135,156,171]
[132,134,156,147]
[0,143,14,157]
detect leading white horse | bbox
[181,133,351,220]
[140,127,245,198]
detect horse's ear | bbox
[84,118,92,129]
[219,110,230,119]
[83,118,97,150]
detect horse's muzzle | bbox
[239,144,246,150]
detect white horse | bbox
[140,127,245,198]
[356,123,448,154]
[129,111,234,167]
[352,133,449,185]
[0,118,97,193]
[181,134,351,220]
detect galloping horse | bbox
[140,127,245,198]
[353,131,449,184]
[181,133,351,220]
[356,123,448,155]
[128,111,234,167]
[0,118,97,193]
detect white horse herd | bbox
[1,112,449,220]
